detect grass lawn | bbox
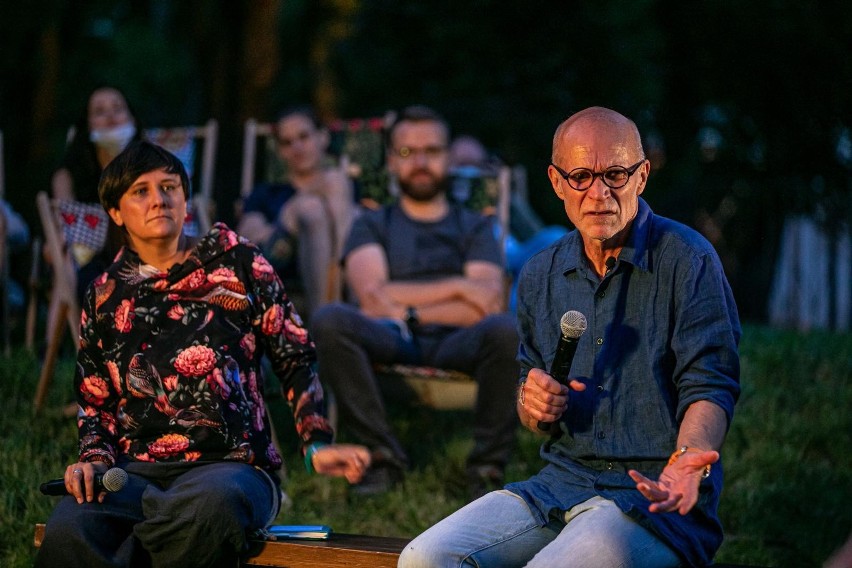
[1,323,849,567]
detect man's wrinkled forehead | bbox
[560,137,636,166]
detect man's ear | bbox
[548,165,565,200]
[635,160,651,197]
[108,208,124,227]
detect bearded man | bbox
[312,105,519,498]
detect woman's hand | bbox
[64,461,109,504]
[311,444,371,484]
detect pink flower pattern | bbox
[80,375,110,406]
[167,304,185,320]
[162,375,178,391]
[105,360,123,395]
[283,317,309,345]
[170,268,207,292]
[262,304,284,335]
[148,433,190,458]
[208,267,238,283]
[75,224,331,472]
[114,299,135,333]
[252,254,275,281]
[174,345,217,377]
[240,333,256,359]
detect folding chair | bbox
[32,193,108,412]
[238,115,394,305]
[146,119,219,235]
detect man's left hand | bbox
[628,449,718,515]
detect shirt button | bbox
[596,337,604,345]
[596,291,605,298]
[606,462,614,470]
[597,432,606,439]
[596,385,604,392]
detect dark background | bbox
[2,0,850,324]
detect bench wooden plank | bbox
[243,533,408,567]
[35,524,407,568]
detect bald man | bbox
[400,107,741,568]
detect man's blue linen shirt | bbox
[505,198,741,567]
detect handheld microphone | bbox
[39,467,129,496]
[537,310,588,431]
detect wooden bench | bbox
[35,523,408,567]
[35,523,768,567]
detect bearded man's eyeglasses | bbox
[394,145,447,160]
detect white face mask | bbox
[90,123,137,156]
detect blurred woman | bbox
[51,86,144,300]
[238,106,357,322]
[52,86,142,203]
[35,140,369,568]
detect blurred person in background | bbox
[238,106,357,323]
[0,198,31,313]
[50,85,144,301]
[311,106,519,498]
[448,135,567,312]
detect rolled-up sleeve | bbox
[671,250,741,424]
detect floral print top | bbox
[75,223,333,473]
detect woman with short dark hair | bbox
[36,140,369,568]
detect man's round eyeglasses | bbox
[551,159,645,191]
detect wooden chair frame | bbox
[33,192,85,412]
[146,119,219,235]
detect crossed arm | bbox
[345,243,505,327]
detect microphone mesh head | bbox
[102,468,129,492]
[560,311,587,339]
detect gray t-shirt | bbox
[343,202,503,281]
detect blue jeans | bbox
[35,462,280,568]
[398,491,682,568]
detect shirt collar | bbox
[560,197,653,275]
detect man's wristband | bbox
[304,442,329,474]
[667,445,712,478]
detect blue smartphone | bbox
[266,524,332,540]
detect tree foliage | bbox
[0,0,849,322]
